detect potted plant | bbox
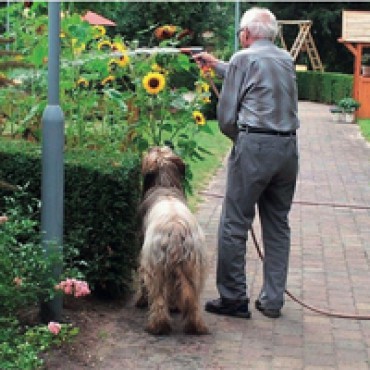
[361,54,370,77]
[329,105,343,122]
[337,97,361,123]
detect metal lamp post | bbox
[234,0,240,52]
[40,1,64,323]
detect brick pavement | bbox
[95,102,370,369]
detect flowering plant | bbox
[2,6,215,172]
[64,20,214,162]
[55,278,91,297]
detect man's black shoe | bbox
[255,300,281,318]
[205,298,251,319]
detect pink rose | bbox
[0,215,8,224]
[62,279,74,295]
[48,321,61,335]
[56,278,91,297]
[74,281,91,297]
[13,277,23,286]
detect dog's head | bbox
[141,146,186,194]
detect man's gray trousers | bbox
[217,131,299,310]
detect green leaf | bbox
[173,54,191,72]
[29,42,47,68]
[20,104,42,125]
[104,89,127,111]
[198,124,213,134]
[161,123,174,132]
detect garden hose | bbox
[202,72,370,320]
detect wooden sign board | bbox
[342,10,370,42]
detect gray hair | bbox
[240,7,278,40]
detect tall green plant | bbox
[0,189,59,316]
[1,5,215,166]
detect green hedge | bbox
[0,139,141,298]
[296,71,353,104]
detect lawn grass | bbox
[187,120,231,210]
[358,119,370,142]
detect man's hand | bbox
[192,52,219,69]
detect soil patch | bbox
[41,295,129,369]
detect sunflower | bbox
[196,81,210,94]
[142,72,166,95]
[118,53,130,67]
[200,66,215,79]
[97,40,112,51]
[108,53,130,72]
[192,111,206,126]
[151,63,168,75]
[76,77,89,88]
[154,25,177,40]
[101,75,115,86]
[93,25,106,39]
[72,38,86,56]
[111,41,126,53]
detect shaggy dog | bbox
[135,146,209,335]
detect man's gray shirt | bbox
[216,39,300,141]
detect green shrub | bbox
[0,188,58,317]
[0,317,78,370]
[337,97,361,112]
[296,71,353,104]
[0,185,85,370]
[0,139,141,298]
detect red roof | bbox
[82,11,116,27]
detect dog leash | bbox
[202,71,370,320]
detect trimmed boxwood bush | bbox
[296,71,353,104]
[0,138,141,298]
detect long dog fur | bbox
[136,146,209,335]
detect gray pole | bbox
[6,0,10,51]
[40,1,64,323]
[234,0,240,52]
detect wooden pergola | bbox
[338,10,370,119]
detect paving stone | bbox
[94,102,369,370]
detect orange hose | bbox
[199,72,370,320]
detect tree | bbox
[263,2,370,73]
[69,2,234,53]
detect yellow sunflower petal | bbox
[117,53,130,67]
[111,41,126,52]
[101,75,115,86]
[76,77,89,88]
[93,25,106,39]
[98,40,112,51]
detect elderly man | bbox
[194,7,299,319]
